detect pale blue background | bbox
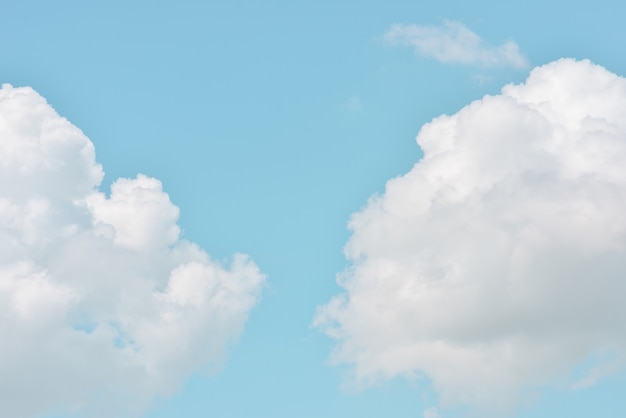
[2,1,625,417]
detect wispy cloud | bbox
[384,20,527,68]
[344,96,364,112]
[423,407,440,418]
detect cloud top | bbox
[316,59,626,414]
[385,21,527,68]
[0,84,265,418]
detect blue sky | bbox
[2,1,626,418]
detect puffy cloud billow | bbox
[315,59,626,414]
[0,85,265,418]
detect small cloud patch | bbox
[385,20,527,68]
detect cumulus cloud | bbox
[0,84,265,418]
[385,21,527,68]
[315,59,626,414]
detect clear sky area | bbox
[2,1,626,418]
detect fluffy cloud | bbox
[385,21,527,68]
[315,59,626,414]
[0,84,265,418]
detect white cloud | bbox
[315,59,626,414]
[0,84,265,418]
[423,406,440,418]
[384,21,527,68]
